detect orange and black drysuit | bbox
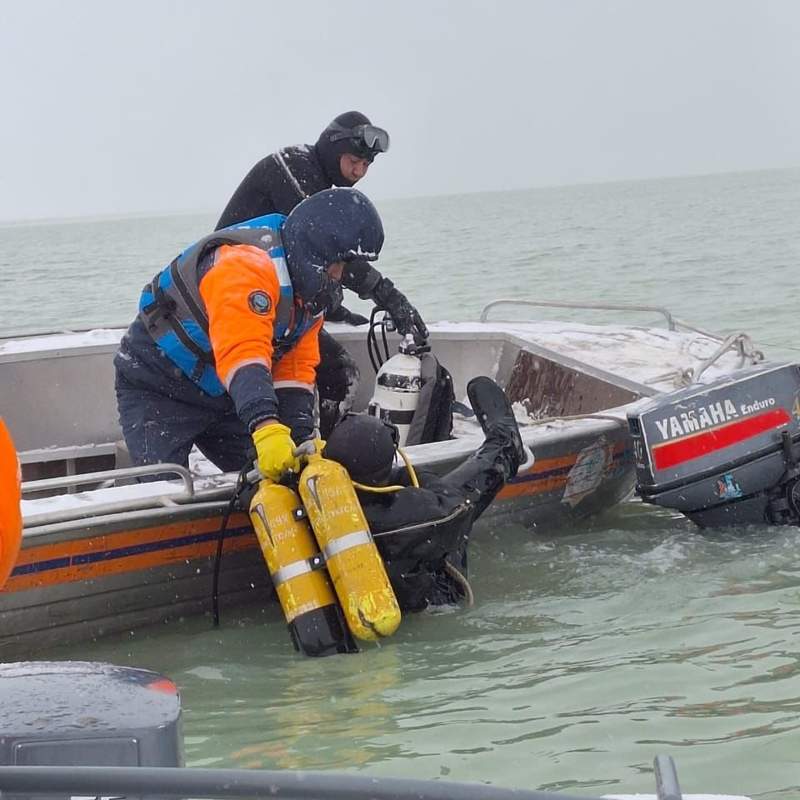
[115,189,384,473]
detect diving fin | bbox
[466,376,526,466]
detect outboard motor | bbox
[628,362,800,527]
[0,661,183,768]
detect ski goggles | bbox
[328,123,390,156]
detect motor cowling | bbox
[628,362,800,527]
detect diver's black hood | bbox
[324,413,397,486]
[282,188,384,314]
[315,111,372,186]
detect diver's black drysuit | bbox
[367,425,522,611]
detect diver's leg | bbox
[440,433,516,519]
[441,377,525,519]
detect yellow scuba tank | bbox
[298,446,402,641]
[249,480,356,657]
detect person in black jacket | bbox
[323,376,527,611]
[216,111,428,436]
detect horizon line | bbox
[1,163,798,227]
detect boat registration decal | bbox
[499,443,629,500]
[562,437,615,507]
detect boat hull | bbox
[2,315,756,655]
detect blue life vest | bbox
[138,214,319,396]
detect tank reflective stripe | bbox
[271,553,325,588]
[322,530,372,560]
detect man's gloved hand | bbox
[252,422,300,481]
[372,277,429,344]
[326,305,369,326]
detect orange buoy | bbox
[0,418,22,589]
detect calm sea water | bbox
[3,169,800,798]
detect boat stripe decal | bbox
[6,441,632,592]
[500,445,629,499]
[651,409,791,470]
[4,515,258,593]
[11,556,72,575]
[507,446,628,485]
[68,526,253,566]
[9,525,253,580]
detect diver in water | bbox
[323,376,527,610]
[115,189,385,480]
[216,111,427,436]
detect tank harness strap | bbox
[271,552,326,588]
[140,260,176,317]
[140,257,216,381]
[170,255,209,330]
[321,529,372,560]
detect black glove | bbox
[325,304,369,326]
[371,277,429,344]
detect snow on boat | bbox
[0,300,765,656]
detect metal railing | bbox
[480,299,678,330]
[0,756,690,800]
[21,464,202,528]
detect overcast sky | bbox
[1,0,798,221]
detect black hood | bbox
[282,188,384,315]
[315,111,372,186]
[324,413,397,486]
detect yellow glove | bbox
[252,423,300,482]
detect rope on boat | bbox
[523,412,628,428]
[647,331,764,388]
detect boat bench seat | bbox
[19,441,129,484]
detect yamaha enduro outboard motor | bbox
[628,362,800,527]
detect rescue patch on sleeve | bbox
[248,290,272,315]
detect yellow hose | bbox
[352,445,420,492]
